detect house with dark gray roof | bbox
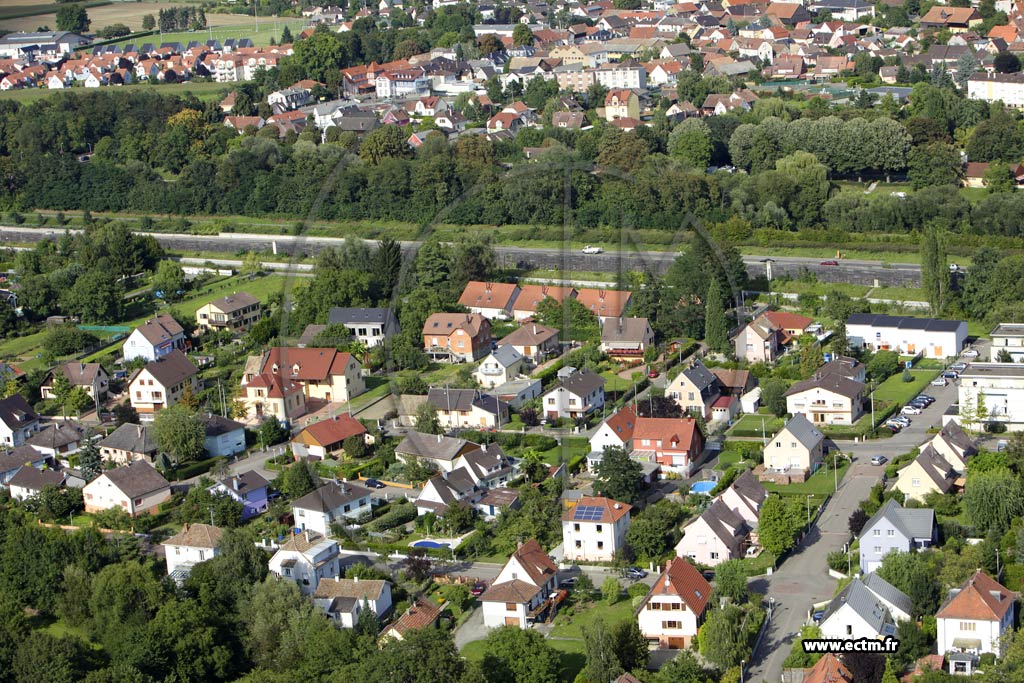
[666,360,722,419]
[395,432,482,473]
[846,314,967,359]
[313,577,393,628]
[327,307,400,348]
[764,413,825,479]
[202,414,247,458]
[859,499,937,573]
[818,577,899,641]
[209,471,269,520]
[674,498,749,567]
[862,572,914,622]
[894,445,958,503]
[426,387,511,429]
[785,372,865,426]
[128,350,201,420]
[83,460,171,516]
[292,481,373,536]
[24,422,86,459]
[0,395,40,447]
[98,423,159,465]
[0,445,49,486]
[541,369,605,420]
[8,466,65,501]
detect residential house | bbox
[380,598,442,640]
[128,350,201,419]
[766,2,812,25]
[458,281,521,320]
[561,495,632,562]
[989,323,1024,362]
[893,445,958,503]
[674,498,749,566]
[734,317,783,364]
[604,88,640,121]
[552,111,588,129]
[426,387,511,429]
[476,487,521,519]
[785,373,865,426]
[575,288,632,323]
[818,356,867,383]
[195,292,262,333]
[474,346,526,388]
[542,368,606,420]
[83,460,172,516]
[247,347,365,404]
[40,362,109,401]
[122,313,187,362]
[589,405,637,455]
[422,313,493,363]
[858,499,937,573]
[710,368,756,400]
[480,539,559,628]
[208,471,269,520]
[497,323,560,363]
[666,361,721,419]
[762,311,814,340]
[862,572,915,623]
[600,317,654,361]
[817,577,899,641]
[292,481,374,535]
[395,432,483,473]
[763,414,825,482]
[25,422,86,460]
[490,378,543,409]
[929,421,976,472]
[327,307,400,348]
[238,367,306,424]
[0,395,40,447]
[964,162,1024,189]
[97,422,159,465]
[8,466,65,501]
[415,469,480,515]
[313,577,393,627]
[936,571,1014,674]
[632,416,704,477]
[801,655,853,683]
[968,71,1024,108]
[957,363,1024,431]
[0,446,49,487]
[268,531,341,595]
[199,414,246,458]
[636,558,712,648]
[846,314,967,359]
[718,470,767,527]
[290,414,369,460]
[920,6,981,31]
[162,523,223,580]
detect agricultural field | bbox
[0,79,233,103]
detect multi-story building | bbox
[636,558,711,649]
[268,531,341,595]
[422,313,493,363]
[846,314,967,359]
[969,71,1024,108]
[958,363,1024,431]
[988,323,1024,362]
[195,292,262,333]
[561,496,632,562]
[128,350,201,419]
[327,307,400,348]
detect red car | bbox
[471,581,488,597]
[647,370,658,379]
[820,260,839,266]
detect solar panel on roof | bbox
[573,505,604,521]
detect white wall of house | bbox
[637,595,701,648]
[165,543,220,575]
[561,516,629,562]
[819,604,888,641]
[938,612,1012,656]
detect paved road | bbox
[0,226,923,287]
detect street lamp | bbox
[806,494,813,526]
[740,659,745,683]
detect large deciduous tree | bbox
[153,405,206,465]
[919,222,949,315]
[594,446,643,504]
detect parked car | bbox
[901,406,922,415]
[820,260,839,266]
[941,371,959,379]
[647,369,658,379]
[871,455,888,466]
[961,348,979,359]
[582,245,603,254]
[625,567,648,579]
[812,610,825,623]
[950,363,968,372]
[471,581,488,597]
[364,478,386,489]
[931,377,949,386]
[914,395,935,404]
[560,577,578,587]
[998,440,1009,452]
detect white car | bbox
[901,406,922,415]
[961,349,979,359]
[931,377,948,387]
[582,245,603,254]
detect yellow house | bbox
[604,88,639,122]
[893,446,958,503]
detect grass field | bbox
[763,462,849,495]
[0,79,233,103]
[729,413,785,437]
[0,0,109,22]
[872,368,941,406]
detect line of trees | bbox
[157,7,206,32]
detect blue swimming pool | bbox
[411,540,450,549]
[691,481,716,494]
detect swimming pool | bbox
[411,540,451,549]
[691,481,716,494]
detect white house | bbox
[784,374,865,426]
[122,313,187,362]
[128,350,201,420]
[717,470,767,528]
[268,531,342,595]
[0,395,40,447]
[292,481,373,536]
[968,71,1024,108]
[846,313,967,359]
[541,368,605,421]
[561,496,632,563]
[636,558,712,649]
[589,406,637,455]
[818,577,899,641]
[936,571,1014,675]
[82,460,172,517]
[764,413,825,477]
[327,307,400,348]
[162,523,223,581]
[7,466,64,501]
[313,577,393,627]
[458,281,521,320]
[473,346,526,388]
[426,387,510,430]
[480,539,559,628]
[673,499,749,567]
[958,363,1024,431]
[989,323,1024,362]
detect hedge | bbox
[457,431,557,453]
[366,503,417,533]
[162,456,225,482]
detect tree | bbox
[668,118,713,169]
[594,446,643,504]
[582,617,624,683]
[65,387,91,417]
[601,576,622,605]
[964,466,1024,534]
[704,277,729,353]
[360,125,411,164]
[876,550,941,617]
[757,494,801,557]
[280,26,294,44]
[113,401,138,426]
[867,350,900,381]
[373,236,403,296]
[50,371,73,418]
[278,460,319,500]
[478,33,503,56]
[713,559,749,604]
[799,338,824,377]
[142,13,155,30]
[610,619,649,673]
[56,4,90,32]
[257,417,289,448]
[415,401,443,435]
[240,251,262,277]
[698,604,747,670]
[512,24,535,47]
[481,627,560,683]
[178,482,243,528]
[908,142,962,189]
[89,561,166,653]
[153,404,206,465]
[920,222,949,315]
[995,51,1021,73]
[842,653,886,683]
[12,631,89,683]
[848,508,869,536]
[984,160,1014,194]
[831,320,849,355]
[760,378,789,417]
[656,650,714,683]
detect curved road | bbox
[0,225,923,287]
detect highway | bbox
[0,225,922,287]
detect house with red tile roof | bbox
[380,597,443,641]
[422,313,493,363]
[290,414,370,459]
[803,653,853,683]
[632,416,704,477]
[589,405,638,454]
[250,347,365,404]
[575,288,632,322]
[936,571,1015,673]
[458,281,521,319]
[636,558,711,648]
[511,284,577,321]
[561,495,632,562]
[480,539,559,628]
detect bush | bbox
[366,502,417,532]
[627,582,649,599]
[602,577,622,604]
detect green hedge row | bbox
[366,503,417,533]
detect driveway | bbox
[746,467,881,683]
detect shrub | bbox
[602,577,622,604]
[366,502,417,532]
[627,582,649,599]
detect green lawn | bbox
[740,550,777,576]
[538,437,590,466]
[873,368,940,406]
[599,371,634,392]
[0,80,235,104]
[763,462,849,495]
[549,595,637,639]
[728,414,785,438]
[348,376,392,411]
[105,17,308,48]
[717,447,757,470]
[40,618,103,650]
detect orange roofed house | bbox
[290,413,371,460]
[636,558,712,648]
[422,313,493,363]
[511,284,577,321]
[239,347,364,423]
[632,416,705,477]
[480,539,559,628]
[575,288,632,323]
[803,654,853,683]
[936,570,1015,675]
[561,495,632,562]
[458,281,521,320]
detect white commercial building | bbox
[846,314,967,359]
[957,363,1024,431]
